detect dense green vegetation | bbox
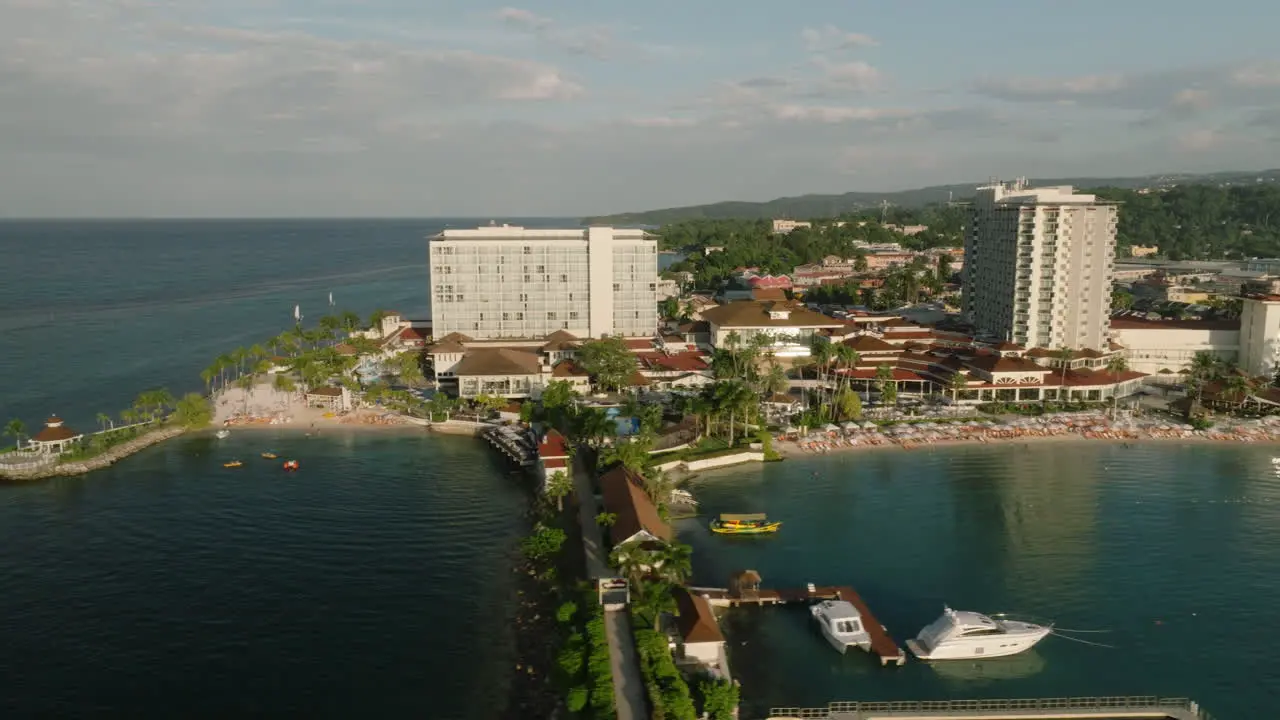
[585,170,1280,225]
[1093,184,1280,259]
[654,180,1280,273]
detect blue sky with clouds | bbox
[3,0,1279,217]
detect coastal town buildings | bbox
[963,179,1119,350]
[428,224,658,340]
[771,219,812,234]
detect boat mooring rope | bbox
[1050,627,1112,633]
[1051,631,1116,649]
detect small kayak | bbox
[224,461,243,468]
[282,460,300,471]
[261,452,278,459]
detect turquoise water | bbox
[0,430,531,717]
[680,443,1280,718]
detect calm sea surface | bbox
[681,443,1280,719]
[2,222,1276,718]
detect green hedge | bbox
[554,594,615,719]
[633,625,696,720]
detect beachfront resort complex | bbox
[428,224,658,340]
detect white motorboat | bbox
[669,488,698,506]
[809,600,872,654]
[906,606,1051,660]
[215,430,231,439]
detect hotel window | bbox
[548,312,557,320]
[516,312,524,320]
[524,275,531,282]
[502,313,510,320]
[523,246,532,254]
[613,283,621,291]
[536,266,545,273]
[649,283,656,291]
[560,274,568,282]
[456,294,464,301]
[569,311,579,319]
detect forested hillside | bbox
[1092,185,1280,259]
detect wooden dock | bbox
[690,578,906,666]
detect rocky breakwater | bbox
[0,426,188,481]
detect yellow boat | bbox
[261,452,278,459]
[710,513,781,535]
[223,460,243,468]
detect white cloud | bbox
[771,105,913,123]
[818,60,883,91]
[626,116,697,128]
[495,6,621,60]
[1175,129,1222,151]
[974,73,1126,100]
[1231,62,1280,88]
[801,25,878,53]
[1172,89,1212,111]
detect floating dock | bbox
[481,426,536,467]
[690,573,906,666]
[766,695,1212,720]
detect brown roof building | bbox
[599,466,671,548]
[453,348,543,376]
[28,416,84,454]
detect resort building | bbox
[963,179,1118,351]
[1239,294,1280,378]
[1109,316,1240,375]
[700,300,845,358]
[536,429,570,491]
[428,225,658,340]
[27,416,83,454]
[671,587,728,676]
[426,330,712,398]
[304,386,351,412]
[599,466,671,550]
[824,320,1145,404]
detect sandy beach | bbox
[212,382,421,431]
[772,412,1280,458]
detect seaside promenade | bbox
[572,452,647,720]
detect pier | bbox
[766,696,1214,720]
[690,572,906,666]
[481,425,536,467]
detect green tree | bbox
[658,297,680,321]
[609,540,662,586]
[698,678,741,720]
[368,309,391,331]
[541,380,578,413]
[340,310,362,333]
[834,388,862,421]
[1106,355,1128,419]
[520,522,567,563]
[4,419,25,451]
[601,434,654,474]
[1054,347,1074,400]
[763,361,789,396]
[948,371,969,405]
[578,337,638,392]
[96,412,111,432]
[173,393,214,428]
[633,579,678,631]
[545,470,573,512]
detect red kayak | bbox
[282,460,300,471]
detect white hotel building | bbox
[429,225,658,340]
[963,180,1118,351]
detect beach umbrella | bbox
[842,421,858,431]
[824,423,840,433]
[783,426,798,434]
[862,421,877,429]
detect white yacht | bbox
[809,600,872,654]
[907,606,1051,660]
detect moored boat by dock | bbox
[810,599,873,654]
[906,606,1051,660]
[710,513,781,535]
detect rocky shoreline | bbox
[0,426,187,482]
[501,552,564,719]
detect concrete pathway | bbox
[603,609,647,720]
[571,453,647,720]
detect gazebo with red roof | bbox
[27,416,84,455]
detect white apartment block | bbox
[429,225,658,340]
[1239,295,1280,378]
[963,179,1118,350]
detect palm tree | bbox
[1055,347,1074,402]
[1222,373,1253,409]
[874,364,895,407]
[1106,355,1129,419]
[632,579,678,631]
[835,345,860,394]
[811,340,835,403]
[96,412,111,433]
[652,542,693,585]
[545,471,574,512]
[948,371,969,405]
[1186,351,1221,407]
[609,540,662,587]
[763,361,788,396]
[4,419,25,451]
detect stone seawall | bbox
[653,451,766,474]
[0,426,188,481]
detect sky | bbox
[4,0,1280,218]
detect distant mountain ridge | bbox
[583,170,1280,225]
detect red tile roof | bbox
[674,588,725,644]
[625,338,656,351]
[542,458,568,469]
[637,353,710,372]
[538,429,568,459]
[600,466,671,546]
[551,360,590,377]
[842,335,899,353]
[966,355,1051,374]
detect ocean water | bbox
[680,442,1280,719]
[0,430,529,718]
[0,219,563,718]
